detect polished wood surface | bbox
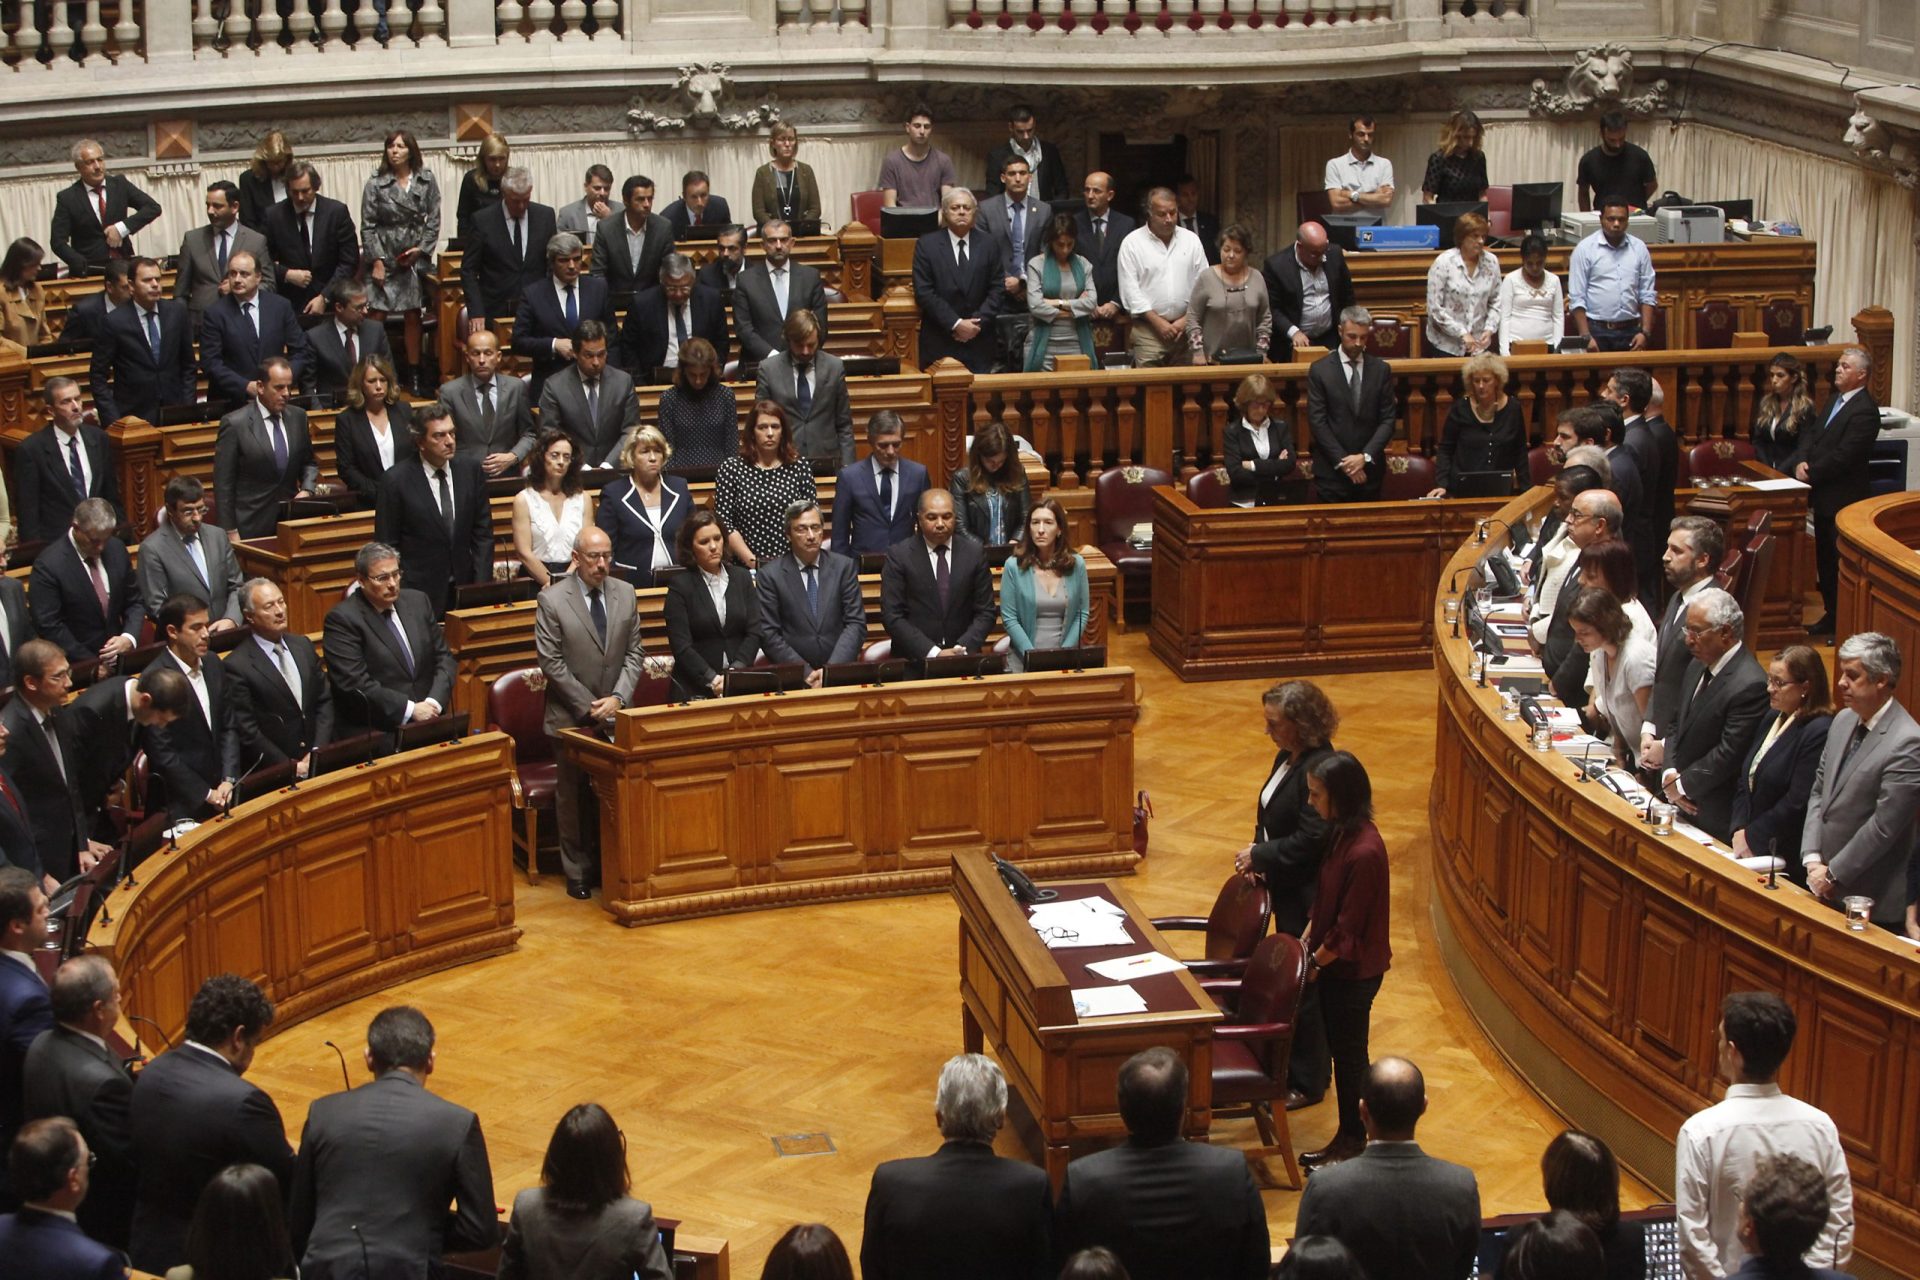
[1431,491,1917,1279]
[1838,492,1920,714]
[953,849,1221,1187]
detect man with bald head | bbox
[1263,221,1357,356]
[880,489,996,675]
[1073,173,1135,323]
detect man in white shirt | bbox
[1675,992,1852,1278]
[1116,187,1207,368]
[1324,116,1395,214]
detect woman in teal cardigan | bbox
[999,495,1088,672]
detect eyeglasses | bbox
[1765,677,1803,690]
[366,570,402,584]
[1681,623,1721,638]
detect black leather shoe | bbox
[1284,1089,1324,1112]
[565,879,592,900]
[1806,614,1836,637]
[1300,1133,1366,1170]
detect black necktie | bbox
[478,382,496,436]
[436,467,453,536]
[935,544,951,612]
[1840,721,1869,773]
[510,217,522,261]
[1092,218,1106,256]
[214,229,229,274]
[301,211,312,260]
[343,325,357,368]
[879,467,895,519]
[796,365,813,419]
[804,564,819,619]
[957,238,968,272]
[589,587,607,645]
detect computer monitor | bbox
[1507,182,1564,237]
[396,711,469,753]
[923,653,1007,680]
[880,206,941,239]
[1022,645,1108,673]
[1452,471,1519,500]
[721,669,783,698]
[1416,201,1490,251]
[676,224,726,243]
[1319,211,1381,251]
[1701,198,1755,224]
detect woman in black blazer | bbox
[1221,373,1296,507]
[332,356,415,508]
[947,421,1030,546]
[663,509,760,701]
[1729,644,1834,887]
[595,426,692,588]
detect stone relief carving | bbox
[0,129,144,167]
[197,113,442,151]
[626,64,781,135]
[1843,99,1919,191]
[495,101,627,136]
[1529,44,1669,118]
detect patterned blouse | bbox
[1422,149,1488,203]
[713,457,817,566]
[361,168,441,313]
[659,384,739,470]
[1424,247,1503,356]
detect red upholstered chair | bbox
[1198,931,1308,1188]
[1095,465,1171,631]
[1186,467,1233,509]
[1485,185,1514,239]
[1528,445,1556,487]
[1150,873,1272,979]
[1736,508,1773,551]
[1687,438,1756,481]
[850,190,885,236]
[1762,298,1806,349]
[1692,300,1738,350]
[1713,547,1746,598]
[487,667,556,885]
[1366,317,1412,360]
[1380,453,1435,501]
[1296,189,1333,228]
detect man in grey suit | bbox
[536,321,638,471]
[437,329,535,476]
[975,156,1052,303]
[535,528,646,899]
[1659,588,1771,841]
[1803,631,1920,934]
[589,175,673,307]
[174,180,273,325]
[137,475,245,629]
[756,501,866,688]
[733,218,829,363]
[1294,1058,1480,1280]
[555,163,614,237]
[212,357,322,540]
[755,310,853,466]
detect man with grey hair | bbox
[1539,484,1622,705]
[1802,631,1920,934]
[1117,186,1207,368]
[618,252,727,384]
[1791,346,1880,636]
[912,186,1006,373]
[460,164,554,332]
[226,577,333,776]
[514,231,613,396]
[51,137,161,274]
[21,955,135,1247]
[322,542,454,738]
[28,497,142,667]
[860,1053,1051,1280]
[1659,586,1769,840]
[1307,305,1397,501]
[757,499,866,687]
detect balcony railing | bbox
[943,0,1395,33]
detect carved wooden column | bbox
[108,418,166,535]
[881,287,919,362]
[1852,305,1895,406]
[836,222,877,301]
[927,359,974,488]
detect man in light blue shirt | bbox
[1568,198,1657,352]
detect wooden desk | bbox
[1430,492,1919,1279]
[951,848,1222,1187]
[87,733,520,1047]
[1837,492,1920,715]
[559,668,1140,927]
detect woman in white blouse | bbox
[1424,211,1501,358]
[1496,232,1566,355]
[512,429,589,586]
[1567,586,1655,765]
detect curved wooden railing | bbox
[1837,492,1920,715]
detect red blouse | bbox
[1304,819,1393,981]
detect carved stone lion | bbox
[1529,43,1669,119]
[626,64,781,136]
[1844,101,1919,191]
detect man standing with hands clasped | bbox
[1117,187,1207,369]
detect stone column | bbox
[143,0,198,60]
[446,0,499,47]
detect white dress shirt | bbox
[52,424,93,495]
[700,567,729,624]
[1496,267,1565,354]
[1116,225,1207,320]
[420,456,454,519]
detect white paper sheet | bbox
[1071,985,1149,1017]
[1086,951,1187,981]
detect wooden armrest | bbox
[1148,915,1210,932]
[1213,1020,1294,1043]
[1184,958,1250,980]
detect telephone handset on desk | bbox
[994,855,1057,905]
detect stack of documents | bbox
[1028,897,1132,949]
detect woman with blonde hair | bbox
[1223,373,1295,507]
[752,122,822,229]
[238,130,293,230]
[595,425,692,586]
[1421,109,1489,204]
[333,354,415,507]
[1426,351,1526,496]
[1424,210,1501,358]
[457,132,511,240]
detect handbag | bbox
[1132,789,1153,857]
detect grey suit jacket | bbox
[1293,1142,1480,1280]
[533,574,646,736]
[732,261,829,362]
[755,551,866,674]
[438,373,536,462]
[1802,698,1920,921]
[755,351,853,466]
[174,223,274,319]
[976,193,1053,279]
[137,521,246,623]
[498,1189,672,1280]
[537,363,639,469]
[213,400,321,539]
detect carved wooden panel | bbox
[1514,809,1564,980]
[283,843,379,988]
[763,748,868,879]
[1805,994,1896,1177]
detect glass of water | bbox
[1649,802,1676,835]
[1843,896,1873,931]
[1532,723,1552,752]
[1501,689,1521,721]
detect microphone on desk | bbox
[1766,836,1779,890]
[323,1039,352,1092]
[1573,740,1599,782]
[1476,517,1514,546]
[127,1012,174,1052]
[223,750,268,821]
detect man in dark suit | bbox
[0,868,53,1201]
[459,166,554,332]
[1174,175,1222,265]
[1659,588,1771,841]
[1074,173,1135,323]
[307,279,391,400]
[757,501,866,686]
[28,498,141,667]
[15,378,120,544]
[537,321,637,470]
[832,411,927,556]
[756,311,852,465]
[137,475,246,628]
[733,218,828,362]
[1306,308,1397,502]
[695,223,747,301]
[912,189,1007,374]
[620,253,728,383]
[322,542,457,738]
[173,180,275,327]
[1790,347,1881,634]
[86,257,195,427]
[1638,516,1724,773]
[22,956,135,1249]
[0,642,97,886]
[265,161,361,317]
[290,1006,496,1280]
[0,572,30,698]
[1054,1047,1268,1280]
[140,594,242,821]
[199,251,312,403]
[0,1118,123,1278]
[984,104,1068,203]
[374,405,494,618]
[438,328,537,475]
[227,578,334,777]
[1293,1058,1480,1280]
[63,665,190,838]
[862,1053,1051,1280]
[127,974,293,1275]
[534,528,647,897]
[880,490,996,672]
[213,357,322,539]
[976,157,1052,305]
[1263,222,1356,356]
[659,170,733,237]
[49,139,161,275]
[590,175,673,306]
[57,259,133,345]
[512,232,613,397]
[1604,367,1676,606]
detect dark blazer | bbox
[28,530,142,661]
[595,476,691,586]
[63,675,144,823]
[732,261,829,363]
[127,1043,294,1275]
[985,139,1069,202]
[947,473,1031,547]
[661,194,733,236]
[862,1140,1052,1280]
[1262,242,1356,346]
[199,289,313,402]
[1222,417,1297,506]
[0,1208,123,1280]
[976,193,1054,280]
[513,274,614,393]
[322,587,456,735]
[88,299,196,426]
[60,292,112,344]
[0,959,52,1176]
[308,317,391,399]
[756,351,853,465]
[662,566,760,700]
[1181,211,1222,264]
[1666,647,1772,841]
[1293,1141,1480,1280]
[539,362,639,470]
[51,174,162,273]
[22,1023,137,1248]
[831,457,927,556]
[912,229,1008,373]
[589,211,674,303]
[373,455,495,615]
[756,551,866,675]
[619,283,729,382]
[214,400,321,539]
[13,422,120,543]
[264,194,360,315]
[236,169,281,232]
[1729,711,1833,873]
[879,534,996,663]
[1246,744,1336,936]
[460,200,557,324]
[694,257,742,301]
[289,1071,497,1280]
[0,697,84,880]
[334,401,415,508]
[1646,583,1710,742]
[0,577,28,692]
[0,765,38,876]
[499,1189,672,1280]
[140,647,241,820]
[1542,561,1591,708]
[1054,1136,1268,1280]
[1073,209,1136,309]
[226,631,335,766]
[1791,391,1881,519]
[1305,349,1397,501]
